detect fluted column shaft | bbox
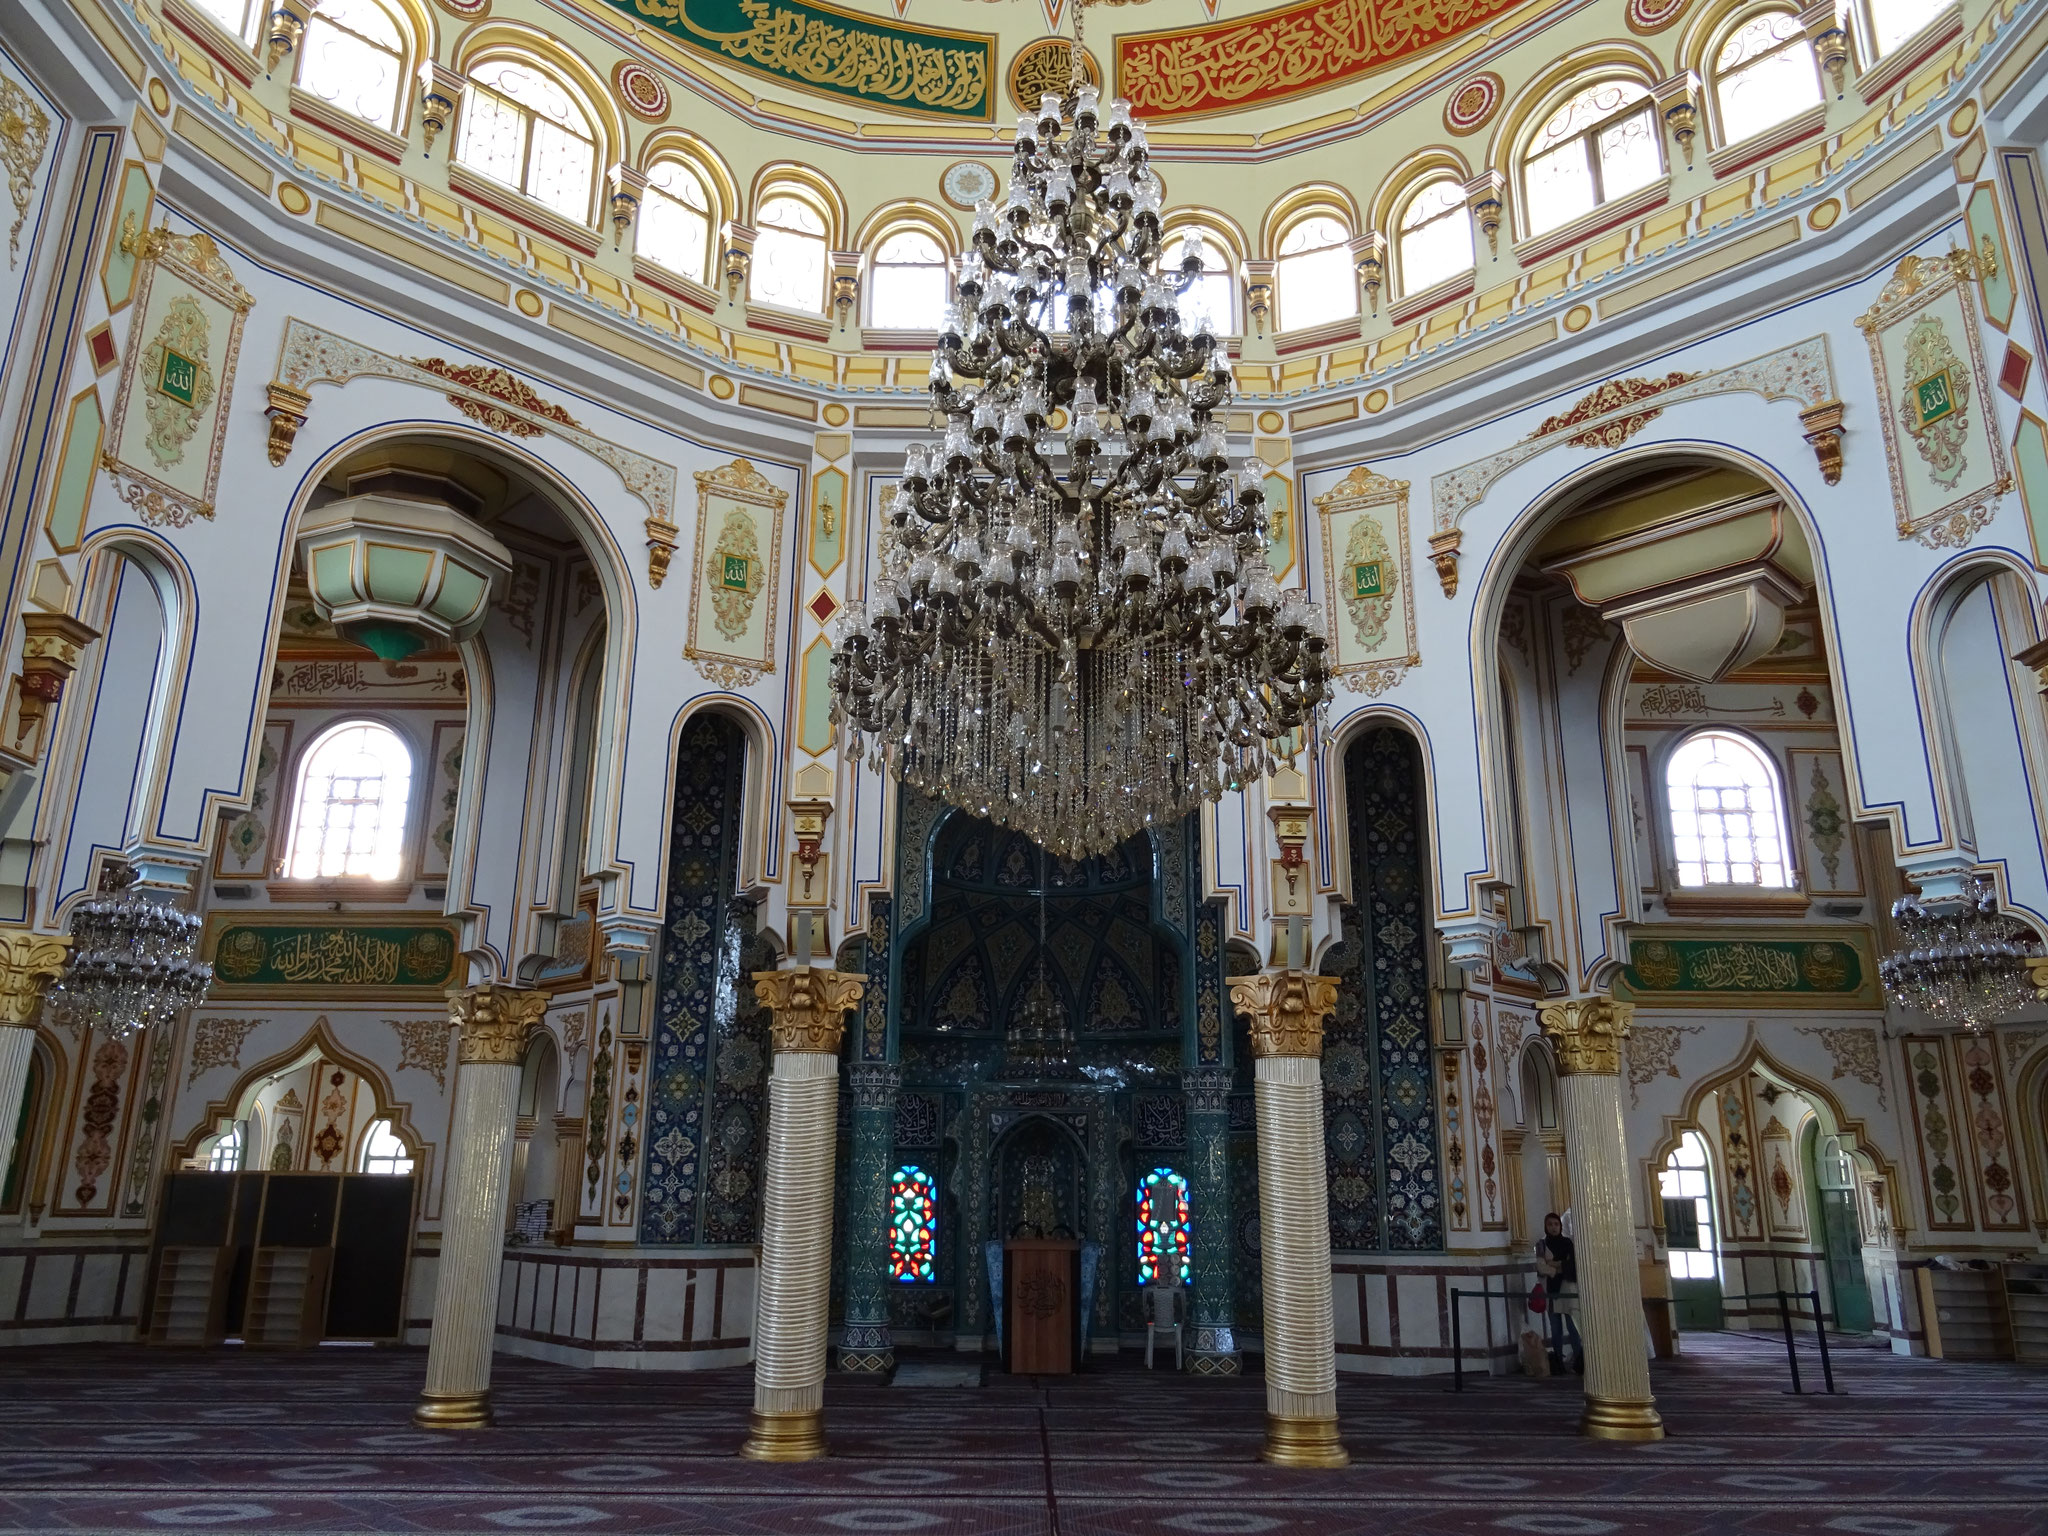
[1540,997,1663,1442]
[0,931,69,1186]
[840,1061,899,1374]
[1228,971,1347,1468]
[743,967,864,1462]
[415,983,546,1429]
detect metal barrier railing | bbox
[1448,1284,1840,1396]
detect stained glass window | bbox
[891,1164,937,1282]
[1135,1166,1191,1285]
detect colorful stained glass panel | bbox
[1135,1167,1191,1286]
[891,1164,937,1282]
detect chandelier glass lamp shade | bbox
[828,67,1332,859]
[1879,877,2038,1033]
[45,887,213,1042]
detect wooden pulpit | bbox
[1004,1238,1081,1374]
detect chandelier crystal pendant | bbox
[1878,876,2038,1033]
[829,42,1331,859]
[45,885,214,1042]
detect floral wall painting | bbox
[215,721,292,876]
[1797,1024,1886,1108]
[0,65,53,270]
[1788,750,1861,896]
[1313,464,1419,697]
[685,458,787,689]
[417,722,464,881]
[102,228,253,529]
[1855,249,2011,548]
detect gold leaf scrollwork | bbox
[449,981,548,1066]
[754,966,865,1054]
[1538,996,1633,1077]
[1228,971,1340,1060]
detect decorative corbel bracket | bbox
[1351,231,1387,319]
[1464,170,1505,259]
[722,222,757,303]
[418,64,463,158]
[645,515,680,589]
[2014,636,2048,701]
[1799,398,1845,485]
[829,251,861,332]
[1800,0,1854,96]
[1427,528,1462,598]
[1243,258,1274,337]
[1267,802,1311,918]
[9,611,100,764]
[264,0,316,72]
[264,381,312,466]
[1652,72,1702,170]
[608,164,645,252]
[788,797,833,908]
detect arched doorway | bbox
[1802,1121,1874,1334]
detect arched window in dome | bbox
[639,159,713,283]
[868,229,951,331]
[1397,178,1473,295]
[189,0,260,43]
[206,1123,245,1172]
[1135,1167,1191,1286]
[284,721,415,881]
[1275,214,1356,332]
[752,193,829,313]
[1522,79,1661,236]
[359,1119,415,1176]
[296,0,407,132]
[1162,224,1235,337]
[1864,0,1949,56]
[1713,11,1822,145]
[890,1164,938,1282]
[457,58,598,222]
[1664,730,1791,889]
[1659,1130,1721,1281]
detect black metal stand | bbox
[1721,1288,1841,1395]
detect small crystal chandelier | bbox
[1005,848,1075,1077]
[830,11,1331,859]
[1879,876,2039,1033]
[45,879,213,1042]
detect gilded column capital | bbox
[448,982,548,1066]
[1538,997,1634,1077]
[753,967,864,1055]
[1228,970,1339,1059]
[0,930,69,1026]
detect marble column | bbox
[1539,997,1663,1442]
[0,931,69,1185]
[1228,971,1347,1468]
[839,1060,900,1375]
[743,966,864,1462]
[1183,1065,1240,1374]
[414,982,548,1429]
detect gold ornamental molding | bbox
[449,981,549,1065]
[1537,996,1634,1078]
[754,966,864,1054]
[0,929,69,1026]
[1228,970,1339,1059]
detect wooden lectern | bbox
[1004,1238,1081,1374]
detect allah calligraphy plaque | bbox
[1612,926,1878,1009]
[1114,0,1528,121]
[203,917,461,999]
[1312,462,1419,697]
[685,457,789,688]
[598,0,995,121]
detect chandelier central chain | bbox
[830,50,1331,858]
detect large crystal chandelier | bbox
[1879,877,2038,1032]
[829,18,1331,859]
[45,880,213,1042]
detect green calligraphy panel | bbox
[1614,926,1878,1008]
[205,918,461,997]
[602,0,995,121]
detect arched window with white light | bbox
[1522,80,1662,236]
[359,1119,415,1176]
[751,193,829,312]
[1396,178,1474,294]
[457,57,598,222]
[284,721,415,881]
[638,158,713,283]
[206,1123,245,1172]
[1162,224,1235,336]
[1713,11,1822,144]
[1275,214,1356,332]
[1863,0,1949,56]
[295,0,408,132]
[868,229,951,331]
[1664,729,1792,888]
[188,0,259,44]
[1659,1130,1721,1281]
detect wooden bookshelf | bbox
[2002,1263,2048,1364]
[242,1246,333,1349]
[1916,1265,2013,1360]
[146,1246,232,1347]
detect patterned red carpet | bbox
[0,1332,2043,1534]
